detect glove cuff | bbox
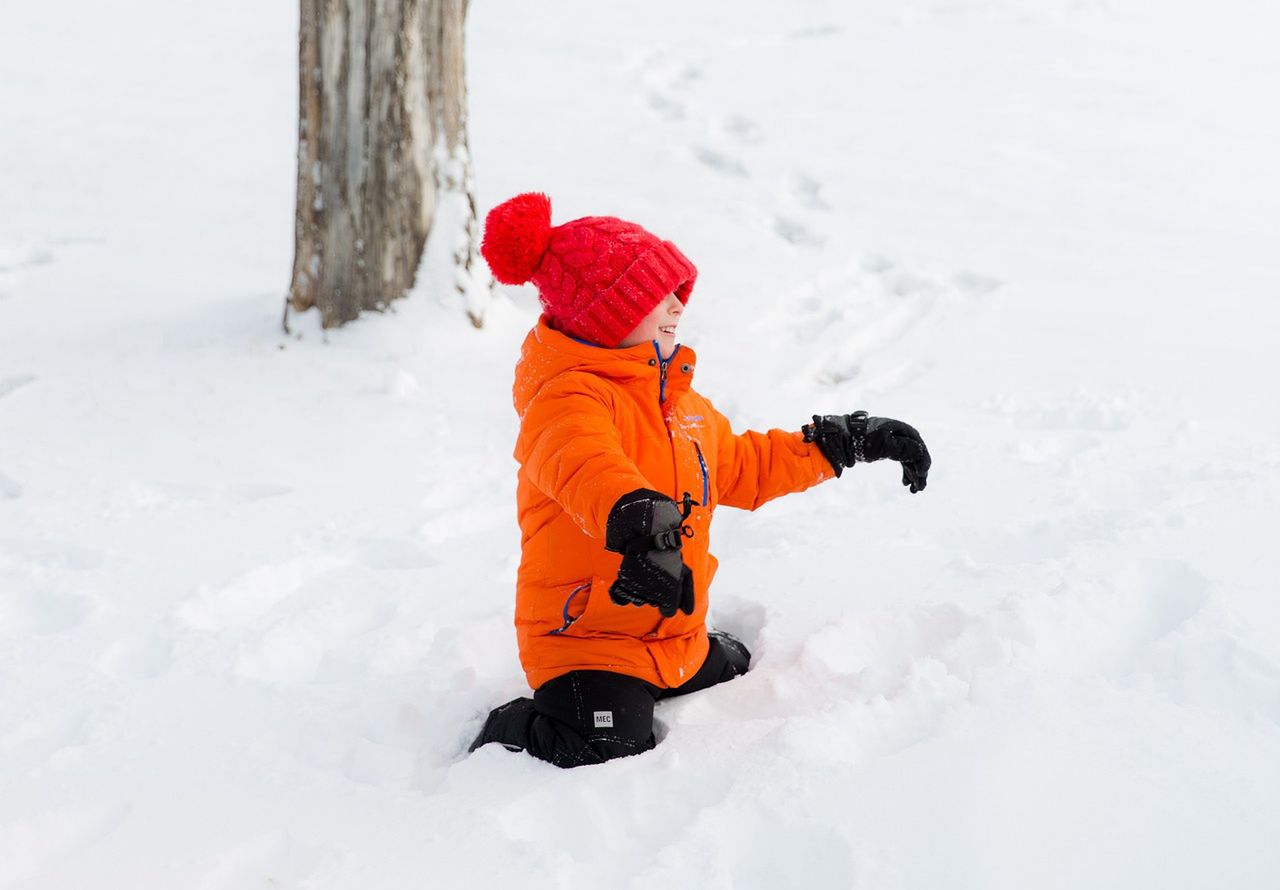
[847,410,869,463]
[803,411,871,475]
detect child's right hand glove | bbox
[604,488,696,618]
[803,411,932,492]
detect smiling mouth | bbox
[658,325,677,335]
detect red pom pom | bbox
[481,192,553,285]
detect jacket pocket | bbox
[548,580,591,636]
[570,574,665,638]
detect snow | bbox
[2,0,1279,887]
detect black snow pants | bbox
[470,631,751,768]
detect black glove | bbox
[803,411,931,492]
[604,488,696,618]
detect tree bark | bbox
[287,0,486,331]
[431,0,488,328]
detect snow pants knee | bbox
[471,631,750,768]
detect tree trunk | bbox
[286,0,487,331]
[427,0,490,328]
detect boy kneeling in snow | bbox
[470,193,931,767]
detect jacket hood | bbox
[513,315,694,417]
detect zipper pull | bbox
[679,491,700,522]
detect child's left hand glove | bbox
[604,488,697,618]
[803,411,931,492]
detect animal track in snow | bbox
[634,51,702,122]
[635,45,846,255]
[642,57,702,92]
[951,270,1003,297]
[772,215,824,247]
[788,24,844,40]
[0,242,55,273]
[0,240,58,300]
[692,145,748,177]
[645,90,686,121]
[716,113,763,145]
[0,374,37,401]
[786,173,830,211]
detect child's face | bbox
[618,293,683,352]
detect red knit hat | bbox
[480,193,697,347]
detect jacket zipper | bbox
[653,341,681,404]
[654,340,693,637]
[693,440,709,507]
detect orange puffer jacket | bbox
[512,316,834,689]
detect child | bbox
[469,193,930,767]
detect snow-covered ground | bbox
[3,1,1279,887]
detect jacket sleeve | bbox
[516,375,655,539]
[709,402,835,511]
